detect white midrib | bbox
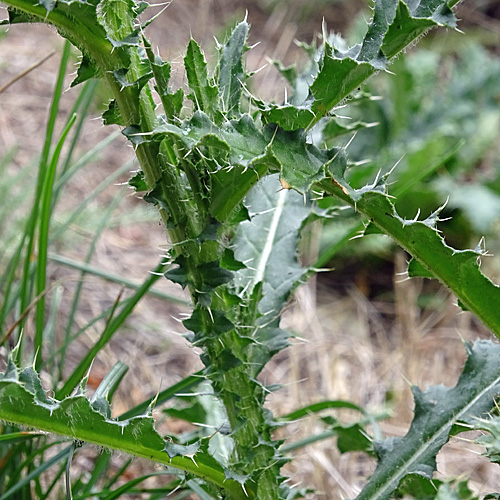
[363,371,500,500]
[251,189,288,289]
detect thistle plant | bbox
[2,1,500,499]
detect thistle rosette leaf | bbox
[357,340,500,500]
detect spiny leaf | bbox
[320,416,373,454]
[302,0,458,127]
[232,174,310,325]
[311,42,374,119]
[258,103,315,131]
[218,20,249,116]
[382,2,438,59]
[185,40,219,119]
[358,0,398,65]
[113,67,153,93]
[407,258,434,279]
[71,54,99,87]
[102,99,124,126]
[0,357,251,500]
[475,415,500,464]
[96,0,141,48]
[183,307,234,344]
[317,174,500,338]
[144,41,185,121]
[164,440,200,459]
[165,258,233,293]
[269,127,346,192]
[356,340,500,500]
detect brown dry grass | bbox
[2,1,500,498]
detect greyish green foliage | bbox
[3,0,500,499]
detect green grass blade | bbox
[57,189,124,382]
[279,400,366,422]
[40,461,67,500]
[100,472,173,500]
[55,258,169,400]
[44,284,64,380]
[0,445,72,500]
[102,457,134,489]
[18,41,72,356]
[92,361,128,405]
[52,129,121,195]
[73,452,111,496]
[57,79,99,179]
[48,253,189,305]
[0,431,44,443]
[187,480,217,500]
[50,157,132,243]
[34,112,77,370]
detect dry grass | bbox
[1,1,500,498]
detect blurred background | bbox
[1,0,500,497]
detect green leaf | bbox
[164,440,200,459]
[321,115,378,140]
[128,170,148,192]
[407,258,434,279]
[356,340,500,500]
[183,307,234,343]
[303,0,458,126]
[71,54,99,87]
[233,174,310,325]
[144,41,185,121]
[90,361,128,418]
[113,67,152,92]
[164,398,207,424]
[162,88,185,121]
[382,2,438,59]
[0,431,44,443]
[185,40,219,119]
[259,103,315,131]
[0,358,251,500]
[319,179,500,339]
[434,481,478,500]
[358,0,398,65]
[396,473,442,499]
[329,421,372,454]
[475,415,500,464]
[280,400,367,421]
[102,99,124,126]
[310,43,373,119]
[96,0,141,47]
[270,128,346,192]
[198,261,234,289]
[218,20,249,116]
